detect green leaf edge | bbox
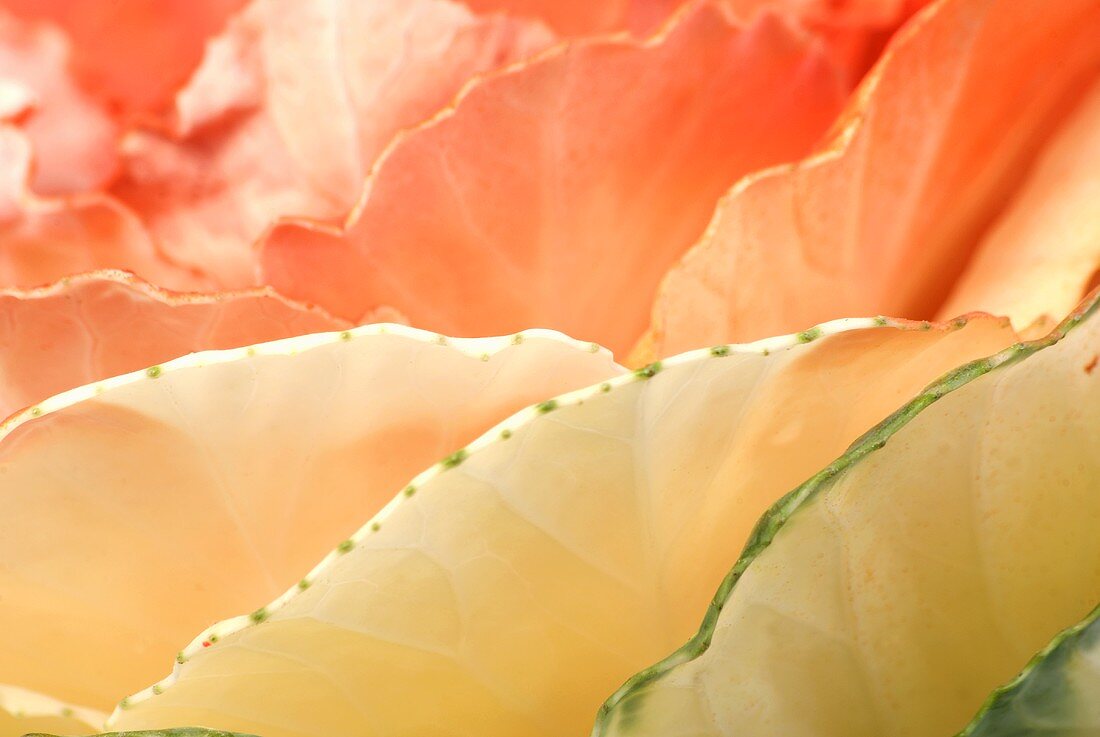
[957,600,1100,736]
[591,290,1100,735]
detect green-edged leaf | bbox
[960,603,1100,737]
[593,292,1100,737]
[107,316,1015,737]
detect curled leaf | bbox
[725,0,932,82]
[595,295,1100,736]
[647,0,1100,356]
[2,0,248,118]
[938,79,1100,331]
[0,9,117,195]
[261,2,848,356]
[466,0,931,79]
[111,0,555,288]
[0,325,617,709]
[0,129,198,290]
[109,316,1012,737]
[459,0,681,35]
[0,270,348,419]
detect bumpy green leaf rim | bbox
[110,312,980,720]
[591,289,1100,735]
[0,323,610,436]
[0,321,607,723]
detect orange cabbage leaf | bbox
[260,2,848,357]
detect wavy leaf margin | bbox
[591,289,1100,734]
[108,312,997,720]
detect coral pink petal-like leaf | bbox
[461,0,682,35]
[647,0,1100,357]
[723,0,926,27]
[257,0,555,210]
[1,0,248,117]
[260,2,848,357]
[0,128,204,291]
[743,0,934,84]
[110,0,555,289]
[937,78,1100,331]
[0,270,349,420]
[0,9,117,195]
[468,0,933,79]
[113,115,331,290]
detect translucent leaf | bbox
[465,0,930,79]
[938,79,1100,333]
[0,684,104,737]
[594,294,1100,737]
[0,326,618,709]
[259,2,847,356]
[0,270,346,420]
[2,0,248,117]
[0,130,193,290]
[111,0,554,288]
[459,0,680,36]
[646,0,1100,356]
[108,316,1013,737]
[0,7,117,194]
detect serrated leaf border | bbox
[0,322,609,440]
